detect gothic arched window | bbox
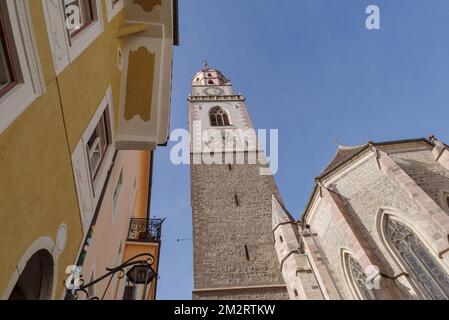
[387,218,449,299]
[345,254,376,300]
[209,107,231,127]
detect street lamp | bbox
[66,253,157,300]
[125,264,156,300]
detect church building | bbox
[189,64,449,300]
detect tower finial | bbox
[203,60,209,70]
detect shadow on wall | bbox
[395,158,449,212]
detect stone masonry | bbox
[189,66,288,300]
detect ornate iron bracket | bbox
[66,253,157,300]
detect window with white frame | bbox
[65,0,97,40]
[0,0,45,135]
[0,2,18,97]
[86,110,110,181]
[130,177,137,215]
[41,0,103,74]
[72,88,115,234]
[112,167,124,216]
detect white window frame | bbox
[72,87,116,234]
[112,165,124,220]
[41,0,104,75]
[65,0,103,61]
[87,267,95,298]
[130,176,137,216]
[106,0,124,22]
[82,88,116,202]
[0,0,46,135]
[86,110,109,179]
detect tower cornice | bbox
[188,94,245,103]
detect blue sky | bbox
[152,0,449,299]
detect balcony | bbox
[127,218,164,243]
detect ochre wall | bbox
[0,81,82,298]
[0,1,126,298]
[58,7,125,153]
[123,242,160,300]
[80,150,150,300]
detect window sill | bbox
[0,81,38,134]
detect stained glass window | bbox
[387,219,449,300]
[347,255,376,300]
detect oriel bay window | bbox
[0,1,18,98]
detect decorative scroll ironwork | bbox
[127,218,164,242]
[347,255,376,300]
[387,219,449,300]
[66,253,156,300]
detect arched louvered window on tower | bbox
[345,254,376,300]
[387,218,449,299]
[209,107,231,127]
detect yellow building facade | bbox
[0,0,178,300]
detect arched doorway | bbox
[8,249,54,300]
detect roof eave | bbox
[303,137,435,223]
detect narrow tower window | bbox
[234,194,239,206]
[244,245,250,260]
[210,106,231,127]
[228,164,232,171]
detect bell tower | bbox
[189,63,289,300]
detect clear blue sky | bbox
[151,0,449,300]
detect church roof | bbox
[192,62,231,86]
[320,144,369,177]
[301,138,436,222]
[272,193,295,229]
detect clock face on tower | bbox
[203,87,224,96]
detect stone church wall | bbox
[307,147,449,299]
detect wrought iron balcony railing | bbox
[127,218,164,243]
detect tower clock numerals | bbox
[203,87,224,96]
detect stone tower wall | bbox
[191,157,288,300]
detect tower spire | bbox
[203,60,209,70]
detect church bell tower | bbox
[188,63,290,300]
